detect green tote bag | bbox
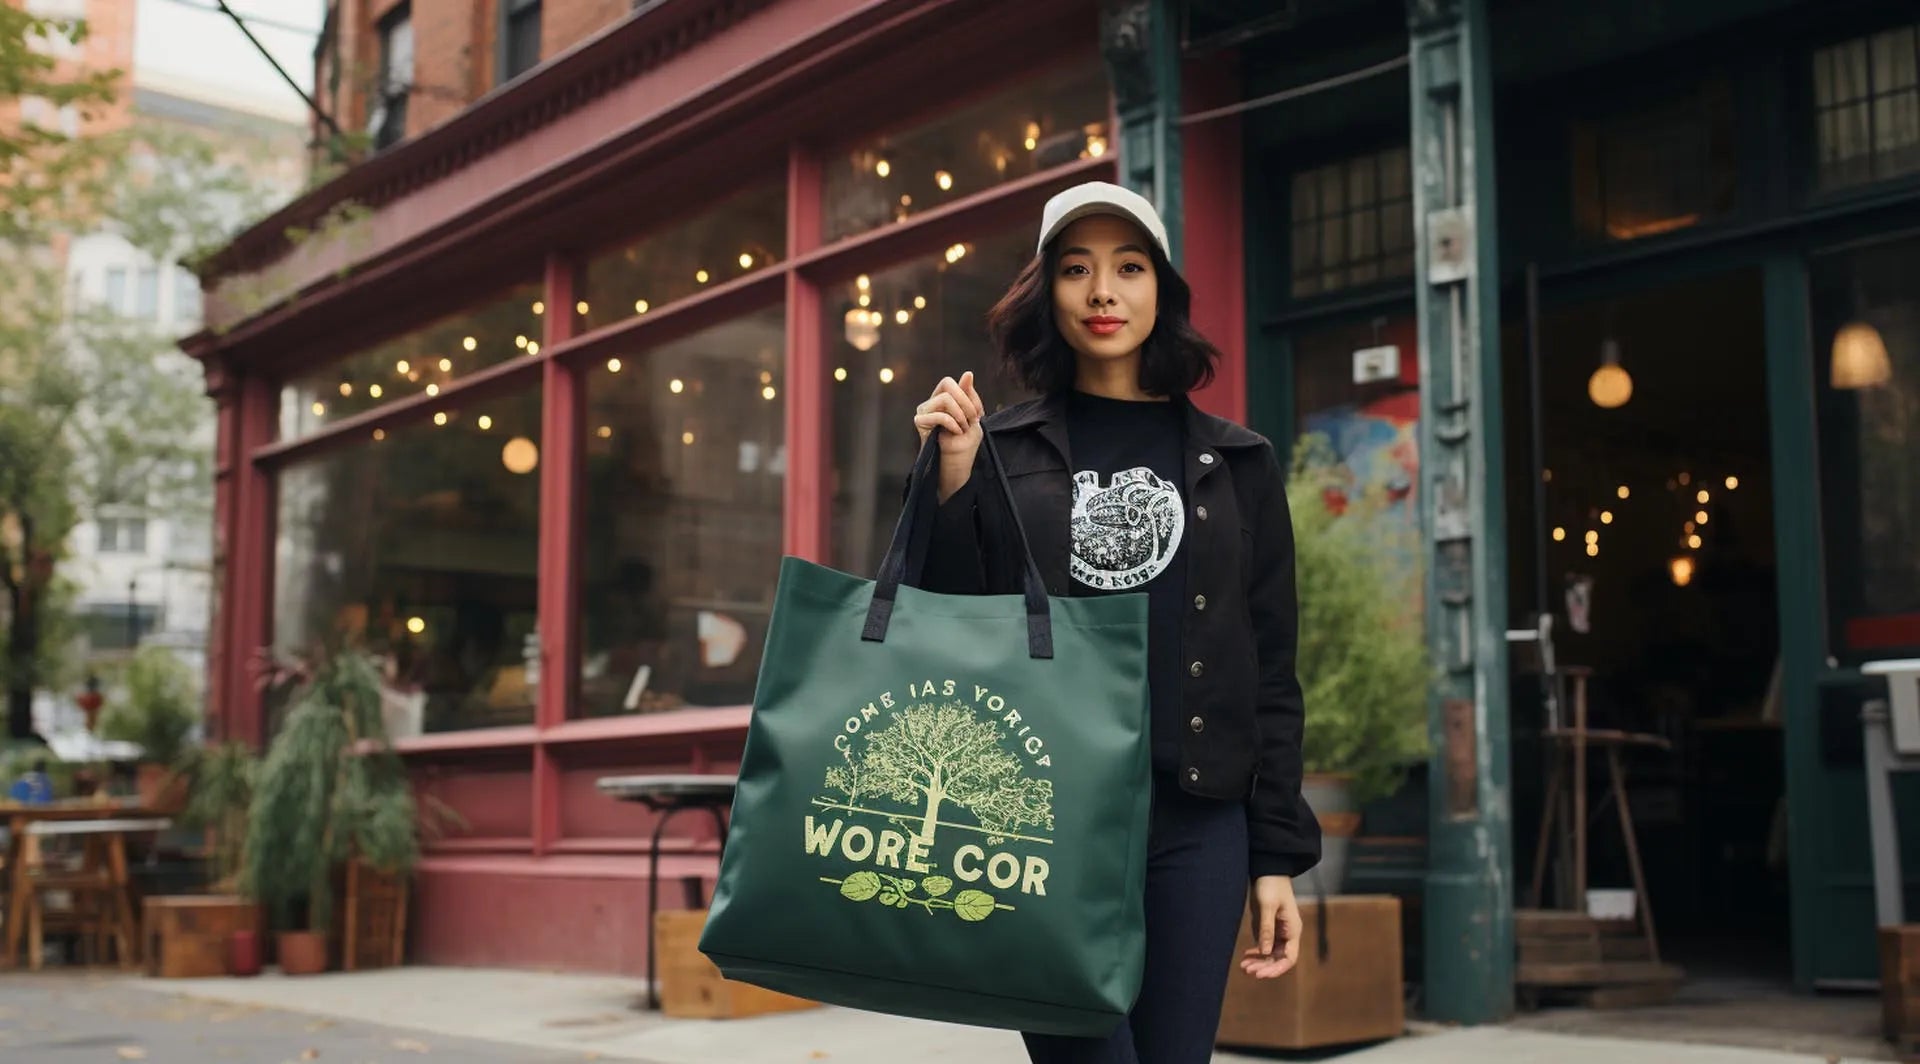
[699,430,1152,1036]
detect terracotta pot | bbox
[227,929,262,977]
[136,762,188,814]
[276,930,329,975]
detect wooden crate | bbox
[654,909,818,1020]
[343,861,408,971]
[142,895,258,979]
[1881,926,1920,1043]
[1216,895,1404,1050]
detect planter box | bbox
[1882,926,1920,1045]
[143,895,258,979]
[656,909,817,1020]
[1216,895,1404,1051]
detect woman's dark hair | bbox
[986,235,1219,396]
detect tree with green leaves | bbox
[843,701,1054,844]
[2,9,283,740]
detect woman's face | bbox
[1050,214,1158,366]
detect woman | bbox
[911,181,1320,1064]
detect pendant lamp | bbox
[1831,321,1891,390]
[1588,337,1633,409]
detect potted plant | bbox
[97,646,200,812]
[245,646,434,975]
[171,740,263,974]
[1288,435,1431,895]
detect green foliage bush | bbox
[1289,435,1431,808]
[98,646,200,766]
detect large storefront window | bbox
[576,183,787,334]
[1813,21,1920,192]
[1812,235,1920,658]
[822,65,1110,245]
[576,307,786,717]
[1289,146,1413,299]
[281,282,545,440]
[827,229,1034,576]
[273,387,543,735]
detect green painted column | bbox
[1407,0,1514,1024]
[1100,0,1182,264]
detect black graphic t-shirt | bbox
[1064,390,1187,773]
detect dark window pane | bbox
[822,65,1111,244]
[577,307,786,717]
[280,280,544,441]
[504,3,542,81]
[1814,22,1920,191]
[273,386,543,735]
[577,183,786,333]
[827,229,1036,577]
[1812,234,1920,659]
[1288,147,1414,298]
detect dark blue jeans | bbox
[1022,782,1248,1064]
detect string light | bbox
[425,383,440,397]
[1601,511,1613,525]
[501,436,538,474]
[532,301,545,315]
[1678,472,1692,486]
[739,252,754,269]
[834,367,848,382]
[1617,485,1630,499]
[1585,530,1599,545]
[407,616,426,634]
[762,385,777,401]
[895,309,911,325]
[1586,544,1599,557]
[576,301,589,316]
[338,381,353,397]
[515,335,528,349]
[1696,489,1710,504]
[1085,134,1107,157]
[396,359,410,375]
[1688,534,1703,549]
[311,401,325,416]
[634,300,650,314]
[879,367,896,384]
[372,428,386,441]
[900,195,912,207]
[597,426,613,439]
[669,379,685,394]
[1685,521,1696,533]
[462,336,477,352]
[914,296,927,309]
[681,431,695,445]
[759,370,772,384]
[875,159,891,178]
[1696,510,1710,524]
[369,384,384,399]
[1024,121,1040,151]
[527,341,540,355]
[433,411,448,426]
[935,170,954,191]
[477,415,493,430]
[438,358,452,372]
[858,294,871,307]
[1725,475,1739,490]
[696,269,710,284]
[607,358,623,373]
[1552,527,1566,542]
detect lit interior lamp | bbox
[1669,555,1695,587]
[1831,322,1891,389]
[501,436,539,474]
[844,307,880,352]
[1588,338,1632,409]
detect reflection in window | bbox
[828,229,1035,576]
[1812,235,1920,658]
[576,184,785,334]
[280,281,543,440]
[577,307,786,717]
[822,65,1111,245]
[273,388,543,735]
[1814,23,1920,191]
[1289,146,1414,298]
[1572,80,1736,242]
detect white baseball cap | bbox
[1035,181,1171,259]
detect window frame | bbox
[369,3,414,151]
[498,0,543,86]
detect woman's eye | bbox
[1120,261,1147,274]
[1061,263,1089,276]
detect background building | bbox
[184,0,1920,1021]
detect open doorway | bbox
[1510,267,1787,989]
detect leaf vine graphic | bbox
[825,701,1054,845]
[821,873,1015,920]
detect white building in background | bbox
[61,69,304,677]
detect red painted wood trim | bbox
[547,839,723,856]
[252,356,544,469]
[226,375,277,749]
[785,144,827,562]
[533,254,583,855]
[1181,55,1247,426]
[536,706,753,746]
[425,837,536,854]
[549,269,786,370]
[392,726,540,755]
[1847,614,1920,652]
[416,853,719,880]
[206,388,239,741]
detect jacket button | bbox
[1189,660,1204,678]
[1193,594,1207,611]
[1199,452,1215,465]
[1189,715,1204,733]
[1195,505,1209,521]
[1187,767,1201,783]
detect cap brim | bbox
[1040,203,1164,256]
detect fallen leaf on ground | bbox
[116,1049,148,1061]
[300,1050,321,1061]
[306,1020,336,1032]
[810,1053,830,1060]
[391,1038,431,1054]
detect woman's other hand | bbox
[914,371,986,503]
[1241,874,1302,980]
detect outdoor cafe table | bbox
[0,800,173,969]
[595,774,737,1008]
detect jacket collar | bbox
[989,391,1269,453]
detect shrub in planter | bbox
[98,646,200,810]
[1288,435,1431,891]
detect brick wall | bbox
[320,0,639,148]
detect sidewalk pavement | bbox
[129,967,1883,1064]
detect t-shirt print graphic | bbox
[1070,467,1186,591]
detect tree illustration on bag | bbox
[828,701,1054,844]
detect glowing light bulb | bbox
[369,384,383,399]
[425,383,440,397]
[857,275,871,291]
[858,294,871,307]
[634,300,650,314]
[1696,510,1710,524]
[682,431,695,445]
[895,309,911,325]
[934,170,954,191]
[1552,527,1566,542]
[433,411,448,426]
[438,358,452,372]
[762,385,777,401]
[879,367,895,384]
[669,379,684,394]
[501,436,538,474]
[914,296,926,309]
[311,401,325,416]
[1601,511,1613,525]
[407,616,426,635]
[607,358,623,373]
[532,301,544,315]
[1586,544,1599,557]
[338,381,352,397]
[526,341,540,355]
[477,415,493,430]
[372,428,386,441]
[875,159,891,178]
[1688,534,1703,549]
[1585,530,1599,544]
[739,253,754,269]
[1696,489,1710,504]
[515,335,528,349]
[1617,485,1630,499]
[396,359,410,375]
[834,367,848,382]
[597,425,612,439]
[1725,475,1739,490]
[462,336,477,352]
[696,269,710,284]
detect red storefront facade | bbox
[189,0,1248,973]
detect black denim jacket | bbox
[914,393,1322,879]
